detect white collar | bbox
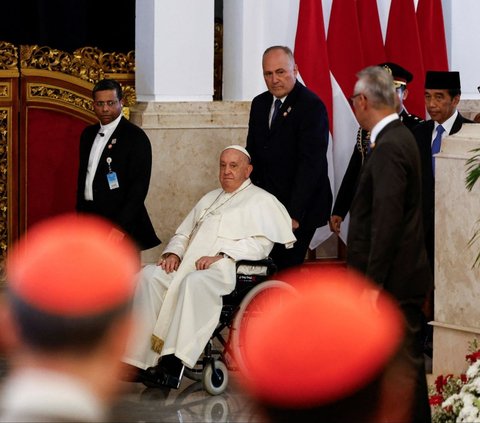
[99,113,123,134]
[370,113,399,143]
[272,95,287,105]
[223,178,252,197]
[434,110,458,137]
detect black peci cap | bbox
[425,71,461,90]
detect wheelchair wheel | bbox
[203,360,229,396]
[203,396,229,422]
[231,279,297,372]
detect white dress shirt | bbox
[431,110,458,146]
[84,113,122,201]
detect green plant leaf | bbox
[465,149,480,267]
[465,147,480,191]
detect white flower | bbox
[469,377,480,394]
[467,361,480,379]
[457,401,480,422]
[431,341,480,422]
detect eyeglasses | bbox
[93,100,120,108]
[349,93,365,106]
[350,93,364,102]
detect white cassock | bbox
[124,179,296,369]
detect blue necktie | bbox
[431,124,445,175]
[271,99,282,125]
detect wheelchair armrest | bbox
[235,257,277,276]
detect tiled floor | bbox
[0,356,265,423]
[111,378,265,423]
[1,354,434,423]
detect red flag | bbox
[417,0,449,71]
[294,0,332,130]
[385,0,425,118]
[295,0,335,247]
[327,0,365,98]
[324,0,365,244]
[356,0,386,66]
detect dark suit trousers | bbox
[270,222,317,271]
[402,303,431,423]
[377,303,431,423]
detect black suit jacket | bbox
[76,116,160,250]
[347,119,432,303]
[414,112,474,266]
[333,110,423,219]
[332,128,369,219]
[246,80,332,229]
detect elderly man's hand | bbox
[195,255,223,270]
[158,253,181,273]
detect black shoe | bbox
[141,363,185,389]
[160,354,184,373]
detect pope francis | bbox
[123,145,296,389]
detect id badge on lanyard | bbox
[106,157,119,189]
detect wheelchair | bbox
[183,258,296,395]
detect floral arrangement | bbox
[430,339,480,422]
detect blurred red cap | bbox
[236,265,404,408]
[7,214,140,316]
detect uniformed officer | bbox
[380,62,424,131]
[330,62,424,235]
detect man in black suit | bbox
[414,71,474,270]
[348,66,432,422]
[246,46,332,270]
[76,79,160,251]
[330,62,423,235]
[414,72,474,356]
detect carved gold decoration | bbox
[28,83,136,117]
[121,85,136,109]
[77,47,135,74]
[20,45,137,112]
[20,45,135,84]
[21,45,103,83]
[0,83,9,98]
[29,84,94,115]
[0,42,18,70]
[0,108,8,279]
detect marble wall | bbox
[433,123,480,375]
[458,99,480,122]
[130,101,251,264]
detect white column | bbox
[222,0,300,101]
[432,124,480,375]
[135,0,214,101]
[443,0,480,99]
